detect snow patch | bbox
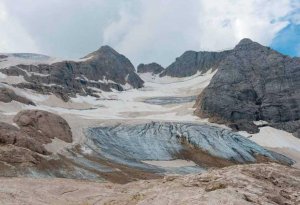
[142,160,197,168]
[243,126,300,152]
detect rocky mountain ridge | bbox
[195,38,300,137]
[0,46,144,101]
[160,50,232,77]
[137,62,164,75]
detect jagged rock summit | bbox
[195,38,300,137]
[137,62,164,75]
[160,49,232,77]
[0,45,144,101]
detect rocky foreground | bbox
[0,163,299,205]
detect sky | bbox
[0,0,299,67]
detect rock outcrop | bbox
[195,39,300,137]
[0,110,72,166]
[0,55,7,59]
[0,122,48,155]
[13,110,73,143]
[0,163,299,205]
[0,87,35,105]
[160,50,232,77]
[0,46,144,101]
[137,63,164,75]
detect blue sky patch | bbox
[271,23,300,57]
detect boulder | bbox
[13,110,73,143]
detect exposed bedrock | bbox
[137,62,164,75]
[0,46,144,101]
[0,110,72,171]
[0,87,35,105]
[86,122,293,171]
[13,110,73,144]
[1,163,299,205]
[195,38,300,137]
[0,122,48,155]
[160,50,232,77]
[0,55,8,60]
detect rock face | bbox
[160,50,232,77]
[0,46,144,101]
[0,110,72,167]
[195,39,300,136]
[0,163,299,205]
[137,63,164,75]
[13,110,73,143]
[0,87,35,105]
[0,55,7,59]
[0,122,48,155]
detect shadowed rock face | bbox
[0,87,35,105]
[195,39,300,137]
[0,55,8,59]
[137,63,164,75]
[160,50,232,77]
[0,46,144,101]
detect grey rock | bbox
[137,63,164,75]
[160,50,232,77]
[0,55,7,59]
[195,38,300,136]
[0,46,144,101]
[0,87,35,105]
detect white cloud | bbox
[0,0,299,66]
[0,1,39,53]
[103,0,297,66]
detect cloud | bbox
[103,0,297,66]
[0,1,39,53]
[1,0,123,58]
[0,0,299,66]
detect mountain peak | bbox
[234,38,264,50]
[237,38,254,45]
[97,45,116,53]
[83,45,119,59]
